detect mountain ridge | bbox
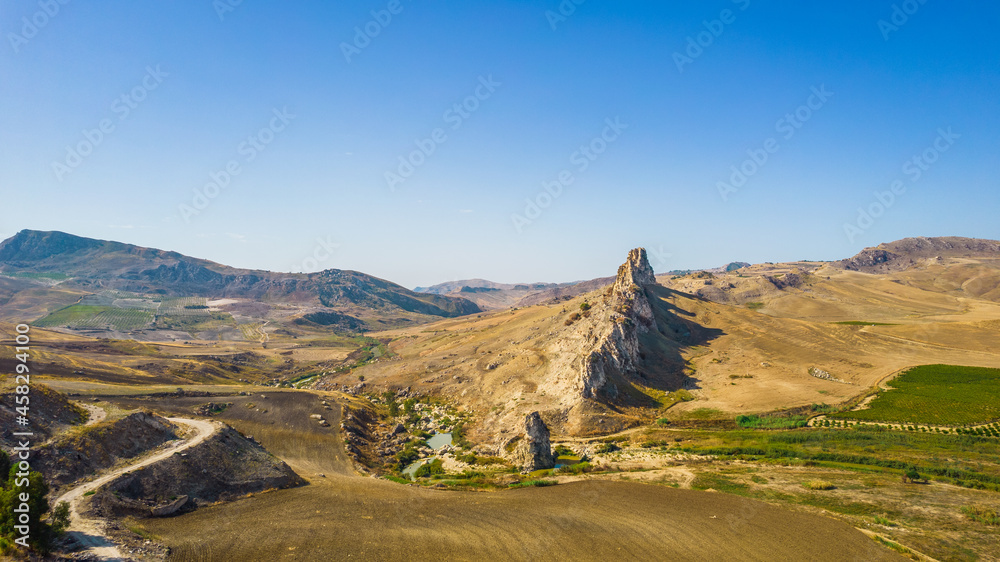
[0,230,480,319]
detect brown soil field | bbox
[110,392,903,561]
[140,478,904,562]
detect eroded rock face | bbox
[840,248,901,272]
[579,247,658,399]
[613,248,656,292]
[510,412,554,471]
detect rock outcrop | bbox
[509,412,554,471]
[839,248,904,273]
[838,237,1000,274]
[579,248,658,399]
[33,411,177,491]
[89,425,304,518]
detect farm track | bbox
[55,418,219,561]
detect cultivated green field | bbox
[32,304,111,327]
[830,365,1000,425]
[33,304,154,330]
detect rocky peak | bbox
[577,248,659,400]
[509,412,554,471]
[612,248,655,294]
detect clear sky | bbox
[1,1,997,288]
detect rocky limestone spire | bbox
[510,412,554,471]
[577,248,659,400]
[612,247,655,294]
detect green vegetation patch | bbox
[690,473,749,494]
[828,365,1000,425]
[736,414,808,430]
[679,426,1000,493]
[961,505,999,526]
[33,304,112,327]
[832,321,898,326]
[34,303,155,330]
[507,479,557,489]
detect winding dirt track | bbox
[54,417,219,561]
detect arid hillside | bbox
[339,239,1000,446]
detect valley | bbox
[0,232,999,560]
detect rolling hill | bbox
[0,230,480,337]
[330,238,1000,444]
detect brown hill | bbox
[837,236,1000,273]
[332,239,1000,445]
[0,230,481,319]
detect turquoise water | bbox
[426,432,452,450]
[402,433,453,480]
[403,459,429,480]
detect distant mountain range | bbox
[414,278,617,310]
[0,230,481,319]
[3,230,998,338]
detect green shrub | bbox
[508,479,557,489]
[556,462,592,475]
[594,442,620,454]
[873,514,896,527]
[961,505,999,526]
[414,459,444,478]
[736,414,808,430]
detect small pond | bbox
[426,432,452,450]
[402,433,453,480]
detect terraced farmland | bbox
[160,297,210,316]
[237,322,266,342]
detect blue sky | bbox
[1,1,997,288]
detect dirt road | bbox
[77,402,108,426]
[54,417,219,561]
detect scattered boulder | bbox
[808,367,849,384]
